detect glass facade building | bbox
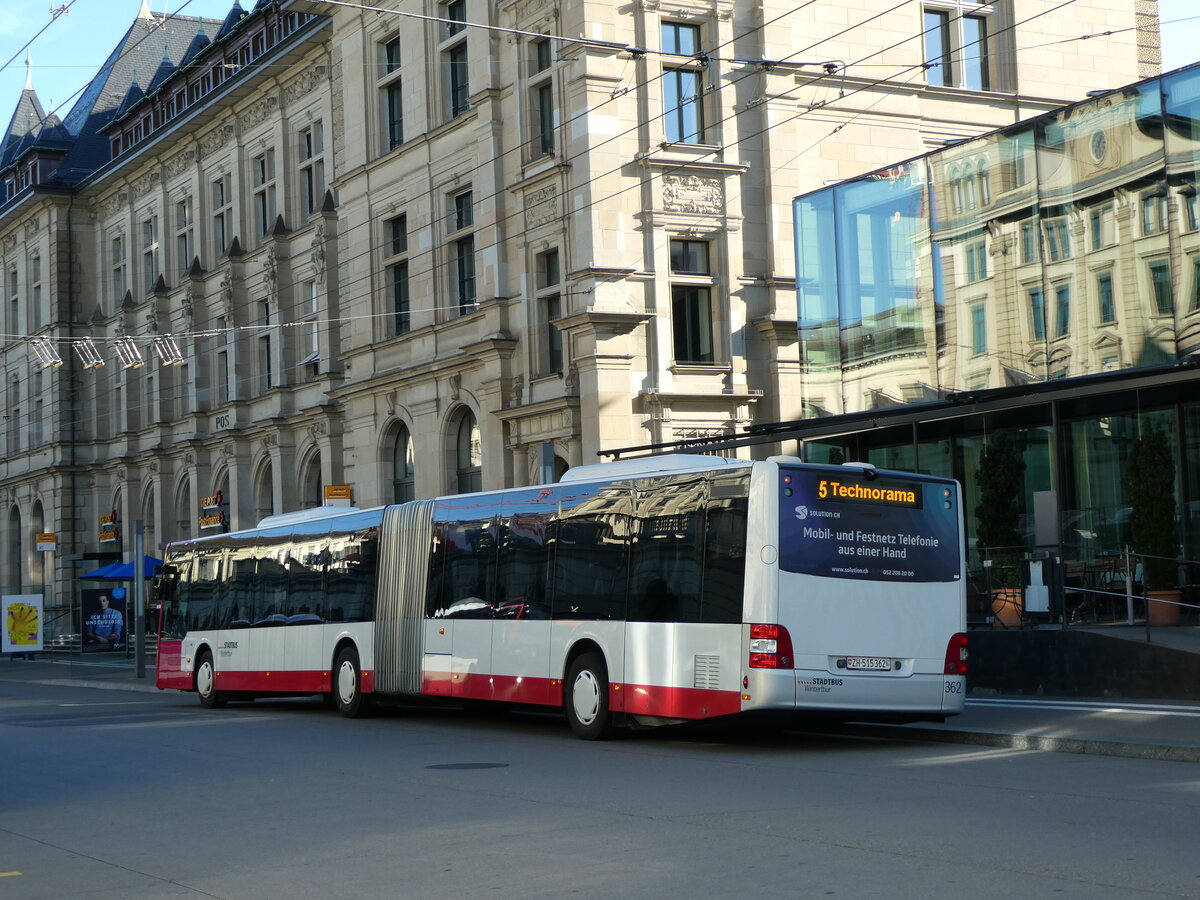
[793,64,1200,624]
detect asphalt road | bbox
[2,681,1200,899]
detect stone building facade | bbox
[0,0,1156,633]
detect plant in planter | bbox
[975,432,1026,626]
[1127,420,1180,625]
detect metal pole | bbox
[134,520,145,679]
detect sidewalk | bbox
[3,655,1199,762]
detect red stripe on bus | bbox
[621,683,742,719]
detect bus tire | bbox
[333,646,369,718]
[195,650,226,709]
[565,651,612,740]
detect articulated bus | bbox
[154,455,968,738]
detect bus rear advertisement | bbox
[154,455,968,738]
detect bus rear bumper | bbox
[744,669,963,718]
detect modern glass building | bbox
[792,63,1200,623]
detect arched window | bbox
[173,475,191,542]
[977,161,991,206]
[30,501,44,588]
[392,423,415,503]
[302,452,323,508]
[454,409,482,494]
[254,459,275,521]
[141,487,157,560]
[553,455,569,482]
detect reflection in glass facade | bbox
[795,67,1200,406]
[793,65,1200,625]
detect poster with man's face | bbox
[81,589,127,652]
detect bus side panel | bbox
[489,619,553,705]
[452,619,494,699]
[550,620,625,708]
[621,622,742,719]
[155,638,190,690]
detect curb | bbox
[10,677,160,695]
[841,723,1200,764]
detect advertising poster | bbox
[778,469,961,583]
[3,594,44,653]
[81,588,127,652]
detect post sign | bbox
[98,510,119,543]
[198,491,228,531]
[36,532,56,551]
[325,485,352,507]
[3,594,43,653]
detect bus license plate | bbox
[846,656,891,670]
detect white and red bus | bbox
[154,454,968,738]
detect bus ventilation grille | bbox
[693,655,721,690]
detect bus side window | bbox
[629,476,705,623]
[552,484,631,620]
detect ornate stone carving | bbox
[240,93,279,131]
[262,433,278,449]
[448,373,462,401]
[524,184,559,230]
[308,421,327,441]
[662,173,723,214]
[148,460,160,475]
[199,124,235,157]
[515,0,552,20]
[2,233,16,254]
[283,66,326,107]
[181,283,195,330]
[310,222,326,278]
[218,269,235,317]
[263,246,277,301]
[98,190,129,222]
[144,310,158,334]
[23,217,40,238]
[132,170,161,200]
[564,364,579,396]
[508,374,524,408]
[164,148,196,181]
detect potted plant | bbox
[1127,420,1180,626]
[975,432,1026,627]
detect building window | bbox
[111,233,127,304]
[536,248,562,373]
[454,408,482,493]
[1183,190,1199,232]
[175,197,194,277]
[1149,259,1173,316]
[387,214,410,335]
[29,254,41,332]
[1141,190,1168,236]
[528,38,555,158]
[212,174,232,257]
[7,268,18,337]
[662,22,705,144]
[142,215,159,293]
[258,303,274,391]
[964,238,987,283]
[1028,286,1045,340]
[442,1,469,118]
[1090,204,1115,250]
[253,148,277,240]
[299,122,325,218]
[216,317,230,404]
[380,36,404,152]
[392,423,415,503]
[301,279,320,376]
[969,303,986,355]
[1020,220,1038,265]
[924,2,995,91]
[670,238,715,364]
[1054,282,1071,338]
[1096,270,1116,323]
[449,191,475,315]
[1044,215,1071,262]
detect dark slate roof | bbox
[180,29,211,68]
[0,87,47,168]
[43,10,223,184]
[216,2,248,41]
[115,78,144,119]
[146,51,177,96]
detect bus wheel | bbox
[195,651,226,709]
[333,646,369,718]
[565,651,612,740]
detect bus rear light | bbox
[749,624,794,669]
[944,632,968,676]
